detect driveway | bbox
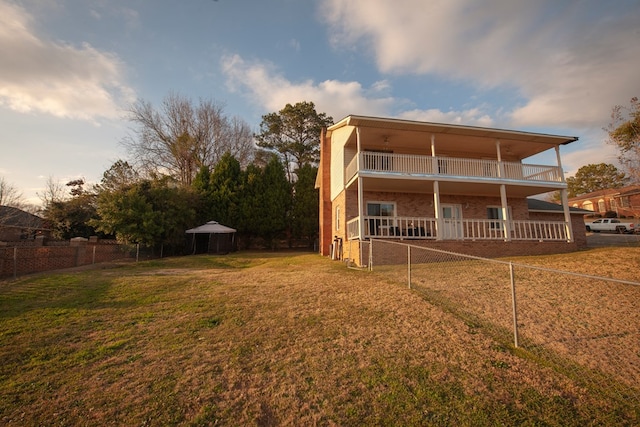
[586,231,640,247]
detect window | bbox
[367,202,395,217]
[610,198,617,210]
[487,206,511,229]
[366,202,396,236]
[582,201,594,211]
[335,206,340,231]
[620,196,630,208]
[598,199,606,212]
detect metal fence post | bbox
[509,262,519,348]
[407,245,411,289]
[368,240,373,271]
[13,246,17,280]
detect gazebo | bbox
[185,221,237,254]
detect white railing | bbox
[345,156,358,183]
[347,217,360,240]
[364,216,437,239]
[511,220,568,241]
[461,219,507,240]
[346,216,569,242]
[347,152,562,183]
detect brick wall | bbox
[0,243,132,279]
[366,239,580,266]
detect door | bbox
[441,204,462,239]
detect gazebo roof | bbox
[185,221,236,234]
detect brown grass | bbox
[375,245,640,401]
[1,249,639,425]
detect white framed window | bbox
[335,206,341,231]
[367,201,396,217]
[620,196,630,208]
[487,206,512,229]
[598,199,606,212]
[366,201,396,236]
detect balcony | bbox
[347,216,569,242]
[345,152,563,185]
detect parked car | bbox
[585,218,635,234]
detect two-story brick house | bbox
[568,184,640,218]
[317,115,587,265]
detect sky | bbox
[1,0,639,205]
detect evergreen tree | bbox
[291,164,319,246]
[237,163,265,248]
[259,156,291,248]
[43,179,101,239]
[255,101,333,182]
[93,177,195,248]
[209,153,242,226]
[566,163,628,197]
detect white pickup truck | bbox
[585,218,636,234]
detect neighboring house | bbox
[317,115,586,266]
[0,205,49,241]
[568,185,640,218]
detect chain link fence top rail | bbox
[366,239,640,421]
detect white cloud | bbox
[289,38,301,52]
[559,130,620,176]
[222,54,498,127]
[320,0,640,129]
[399,108,494,127]
[221,54,394,120]
[0,2,135,121]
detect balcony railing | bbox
[345,152,562,184]
[347,216,569,242]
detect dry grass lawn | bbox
[1,249,639,426]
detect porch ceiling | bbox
[332,115,578,161]
[351,176,562,198]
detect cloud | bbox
[222,54,497,127]
[319,0,640,129]
[399,108,494,127]
[0,2,135,121]
[559,130,620,176]
[221,54,394,120]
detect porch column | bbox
[556,146,574,242]
[433,181,443,241]
[357,128,365,240]
[496,139,505,178]
[431,134,438,173]
[500,184,511,242]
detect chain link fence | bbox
[366,239,640,420]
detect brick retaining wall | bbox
[0,243,132,279]
[341,238,580,267]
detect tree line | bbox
[16,97,333,250]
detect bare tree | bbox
[0,176,26,235]
[122,93,255,186]
[37,175,67,208]
[607,97,640,183]
[0,176,24,208]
